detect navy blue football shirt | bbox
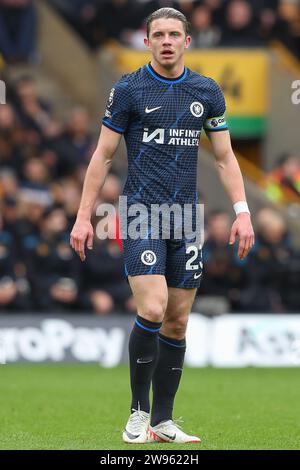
[102,63,228,209]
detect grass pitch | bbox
[0,365,299,450]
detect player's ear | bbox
[184,35,191,49]
[144,37,150,48]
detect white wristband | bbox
[233,201,250,215]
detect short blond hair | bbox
[146,8,190,37]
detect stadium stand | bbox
[47,0,300,57]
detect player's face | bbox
[145,18,191,70]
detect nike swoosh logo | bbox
[145,106,161,114]
[124,429,139,440]
[194,273,202,279]
[137,358,153,364]
[161,432,176,441]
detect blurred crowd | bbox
[48,0,300,57]
[0,74,136,314]
[1,0,299,64]
[199,207,300,313]
[1,73,300,315]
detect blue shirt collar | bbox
[146,63,188,84]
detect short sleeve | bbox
[102,77,131,134]
[204,79,229,133]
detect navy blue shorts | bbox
[122,237,203,288]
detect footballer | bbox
[70,7,254,444]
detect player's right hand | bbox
[70,219,94,262]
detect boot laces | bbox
[129,404,149,433]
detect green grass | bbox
[0,365,299,450]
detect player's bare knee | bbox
[139,301,166,323]
[162,316,188,339]
[173,300,193,317]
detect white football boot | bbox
[148,419,201,444]
[122,406,150,444]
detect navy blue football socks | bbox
[129,314,162,413]
[151,333,186,426]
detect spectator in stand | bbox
[0,212,31,311]
[201,0,225,22]
[13,75,61,144]
[51,107,94,178]
[22,204,81,312]
[277,246,300,312]
[238,208,293,312]
[1,192,17,219]
[258,0,298,53]
[0,0,36,63]
[190,4,220,48]
[199,211,246,306]
[17,192,47,238]
[21,157,50,192]
[265,153,300,203]
[0,104,24,175]
[219,0,265,47]
[0,167,18,197]
[1,194,19,241]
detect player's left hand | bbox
[229,213,255,260]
